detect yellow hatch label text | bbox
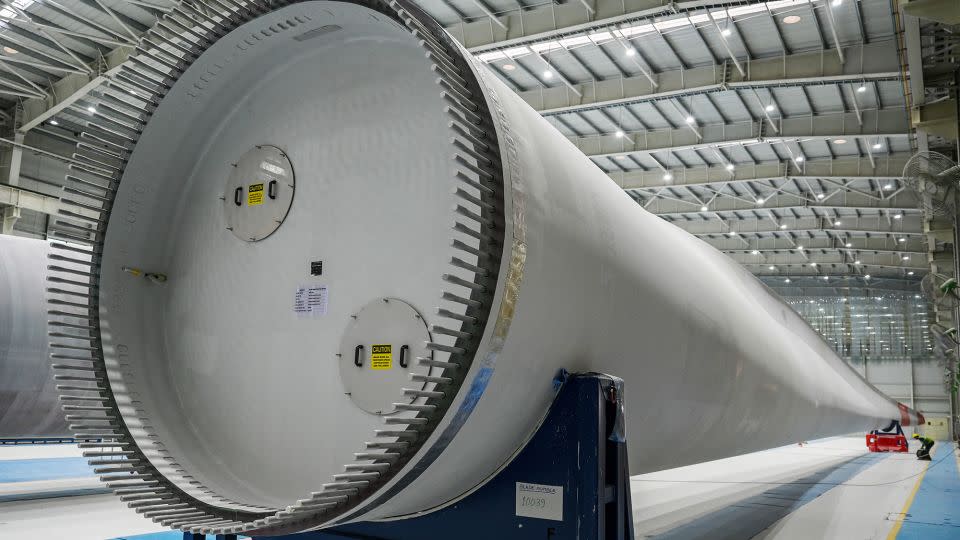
[247,183,264,206]
[371,344,392,370]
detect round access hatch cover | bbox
[222,145,295,242]
[338,298,433,415]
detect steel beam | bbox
[700,235,917,253]
[691,225,923,236]
[19,46,131,132]
[581,128,909,164]
[6,131,22,187]
[740,261,924,272]
[0,183,80,217]
[523,42,901,117]
[614,154,910,190]
[459,0,809,52]
[576,106,905,151]
[723,247,926,256]
[901,6,925,107]
[652,204,921,218]
[1,205,18,234]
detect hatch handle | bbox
[354,345,364,368]
[399,345,409,368]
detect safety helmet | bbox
[913,433,920,439]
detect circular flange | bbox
[57,0,508,533]
[223,145,295,242]
[338,298,433,414]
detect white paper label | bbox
[294,285,328,318]
[515,482,563,521]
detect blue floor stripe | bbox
[111,533,187,540]
[111,533,250,540]
[652,453,886,540]
[0,457,93,483]
[896,442,960,539]
[0,487,110,503]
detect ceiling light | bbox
[725,163,735,171]
[785,278,791,283]
[49,119,58,126]
[796,246,804,251]
[2,46,16,54]
[834,139,847,144]
[783,15,801,24]
[87,106,96,113]
[795,156,805,163]
[864,274,871,279]
[685,115,696,124]
[855,260,862,265]
[845,242,852,248]
[915,295,921,299]
[899,238,907,243]
[823,276,829,280]
[873,143,882,150]
[502,64,516,71]
[543,70,553,79]
[756,198,765,205]
[765,104,775,112]
[902,255,910,261]
[615,130,625,138]
[816,193,825,199]
[834,220,842,226]
[857,85,867,93]
[728,231,738,236]
[894,213,902,219]
[625,48,636,57]
[883,183,893,190]
[769,265,776,270]
[752,250,760,254]
[908,271,915,275]
[832,0,842,6]
[780,224,788,230]
[700,205,708,212]
[810,262,817,267]
[662,172,673,181]
[721,28,732,37]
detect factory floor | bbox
[1,437,957,539]
[632,436,959,539]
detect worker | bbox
[912,433,934,460]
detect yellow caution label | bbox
[371,344,392,370]
[247,183,264,206]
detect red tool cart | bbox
[866,421,908,453]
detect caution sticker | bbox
[247,183,264,206]
[371,344,392,370]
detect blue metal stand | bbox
[256,372,635,540]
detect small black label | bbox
[310,261,323,276]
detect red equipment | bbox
[866,421,909,453]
